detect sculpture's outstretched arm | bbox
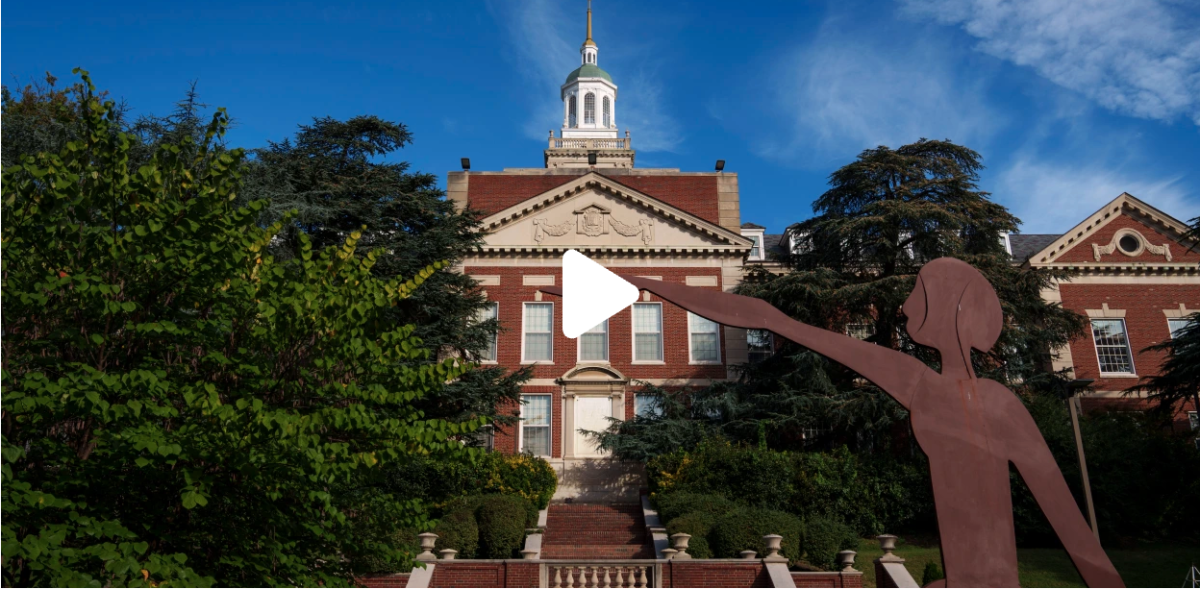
[542,277,928,409]
[993,384,1124,588]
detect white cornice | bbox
[1029,192,1196,265]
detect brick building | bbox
[447,8,760,465]
[1010,193,1199,433]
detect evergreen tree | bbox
[242,117,527,426]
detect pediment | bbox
[1029,192,1199,267]
[479,173,752,252]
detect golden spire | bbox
[584,0,597,47]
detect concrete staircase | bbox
[540,503,655,559]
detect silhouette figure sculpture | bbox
[544,257,1123,587]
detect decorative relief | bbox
[610,217,655,245]
[1091,229,1172,261]
[531,204,656,245]
[532,218,573,244]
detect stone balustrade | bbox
[547,563,651,588]
[548,137,631,150]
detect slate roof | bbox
[764,234,787,259]
[741,222,765,229]
[1010,233,1061,262]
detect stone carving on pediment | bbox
[1092,228,1172,261]
[575,204,610,237]
[610,217,655,245]
[532,218,574,244]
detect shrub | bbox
[708,508,804,563]
[922,562,945,585]
[476,495,533,559]
[434,508,480,559]
[791,447,934,537]
[653,492,736,524]
[648,440,795,509]
[664,512,717,559]
[801,516,858,570]
[481,453,558,510]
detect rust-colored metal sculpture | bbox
[543,257,1123,587]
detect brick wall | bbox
[357,562,862,588]
[356,572,409,588]
[468,266,729,382]
[663,561,770,588]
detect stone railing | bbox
[545,563,653,588]
[548,137,631,150]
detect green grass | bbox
[852,538,1199,587]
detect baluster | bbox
[637,566,649,589]
[553,567,563,588]
[565,566,575,588]
[592,566,601,588]
[602,567,612,588]
[624,567,635,588]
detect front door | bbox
[574,396,613,457]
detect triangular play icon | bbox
[562,250,639,339]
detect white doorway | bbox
[574,395,613,457]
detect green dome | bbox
[565,64,613,84]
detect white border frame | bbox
[1167,317,1192,340]
[518,393,553,457]
[521,302,555,364]
[1090,318,1137,377]
[479,302,500,364]
[630,302,665,364]
[746,328,774,364]
[577,319,610,363]
[688,311,723,365]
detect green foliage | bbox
[1128,311,1200,426]
[708,508,804,564]
[653,492,736,525]
[801,516,858,570]
[480,452,558,510]
[921,561,945,585]
[664,512,716,559]
[1,71,477,586]
[242,115,530,428]
[377,452,557,511]
[475,495,534,559]
[434,508,480,560]
[648,440,794,510]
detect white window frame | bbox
[631,302,664,364]
[568,95,577,127]
[635,393,663,418]
[518,394,552,457]
[602,96,611,127]
[1167,318,1192,340]
[476,302,499,364]
[741,229,765,261]
[747,328,774,363]
[584,93,596,124]
[688,312,722,365]
[522,302,554,364]
[1090,318,1136,376]
[577,319,609,363]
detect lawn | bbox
[853,538,1199,588]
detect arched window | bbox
[569,95,577,127]
[584,93,595,124]
[602,96,611,127]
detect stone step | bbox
[541,503,652,559]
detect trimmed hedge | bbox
[381,452,557,510]
[801,516,857,570]
[434,507,479,559]
[653,492,735,524]
[476,494,532,559]
[664,512,716,559]
[708,508,804,564]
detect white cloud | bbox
[997,157,1198,232]
[901,0,1200,126]
[487,0,682,152]
[761,18,1003,163]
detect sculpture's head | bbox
[903,258,1003,363]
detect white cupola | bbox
[561,0,618,139]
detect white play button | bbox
[561,250,639,339]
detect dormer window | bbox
[740,226,767,261]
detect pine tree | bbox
[242,116,527,426]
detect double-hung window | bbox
[523,302,553,363]
[632,303,663,362]
[476,302,499,362]
[635,393,663,418]
[1168,318,1193,340]
[1091,319,1135,375]
[747,329,773,363]
[579,320,608,362]
[689,312,721,364]
[520,395,551,456]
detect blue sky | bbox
[4,0,1199,233]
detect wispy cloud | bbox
[901,0,1200,126]
[486,0,682,152]
[760,15,1003,164]
[997,157,1197,232]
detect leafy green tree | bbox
[2,71,478,586]
[1,73,133,168]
